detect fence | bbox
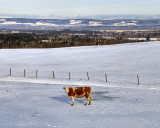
[2,68,159,86]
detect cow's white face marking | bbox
[65,87,69,94]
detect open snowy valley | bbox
[0,41,160,128]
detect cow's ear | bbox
[63,87,66,90]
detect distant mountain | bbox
[75,14,160,20]
[0,18,160,31]
[1,14,160,19]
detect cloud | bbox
[0,13,41,18]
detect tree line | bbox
[0,32,152,49]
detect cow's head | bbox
[63,87,69,94]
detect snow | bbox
[70,20,82,25]
[1,21,20,25]
[0,21,58,26]
[0,19,6,22]
[34,22,58,26]
[113,21,137,26]
[0,41,160,128]
[89,21,102,26]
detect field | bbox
[0,41,160,128]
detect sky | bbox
[0,0,160,18]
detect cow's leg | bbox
[71,97,74,106]
[89,94,91,105]
[85,96,88,105]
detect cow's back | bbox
[74,87,84,96]
[75,87,91,98]
[84,87,91,94]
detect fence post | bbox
[52,71,55,79]
[87,72,89,81]
[137,75,140,85]
[24,69,25,77]
[10,68,11,76]
[69,72,71,80]
[36,70,38,78]
[105,74,107,82]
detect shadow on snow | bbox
[50,95,85,105]
[50,91,118,105]
[91,91,118,101]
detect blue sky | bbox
[0,0,160,18]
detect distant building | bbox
[41,40,51,43]
[75,34,79,37]
[115,30,124,33]
[11,31,19,33]
[103,36,116,39]
[74,34,86,37]
[127,38,147,41]
[150,38,158,41]
[127,38,158,41]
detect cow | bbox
[63,86,91,106]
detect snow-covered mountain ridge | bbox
[0,18,160,30]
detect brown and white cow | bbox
[63,86,91,106]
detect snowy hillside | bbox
[0,41,160,85]
[0,41,160,128]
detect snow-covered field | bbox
[0,41,160,128]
